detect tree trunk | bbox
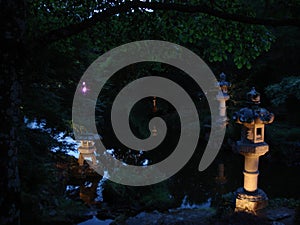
[0,0,26,224]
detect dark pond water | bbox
[66,148,300,224]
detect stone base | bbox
[235,187,268,213]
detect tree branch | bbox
[36,2,300,45]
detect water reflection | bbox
[77,216,113,225]
[66,149,300,208]
[215,163,227,185]
[174,196,211,211]
[79,179,100,204]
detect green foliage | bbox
[265,76,300,106]
[27,0,276,70]
[269,198,300,209]
[87,8,274,69]
[39,198,88,224]
[22,191,87,224]
[264,122,300,165]
[22,0,282,140]
[266,123,300,143]
[0,0,292,145]
[22,32,99,136]
[139,183,175,210]
[19,127,88,224]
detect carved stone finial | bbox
[220,72,226,81]
[232,87,274,125]
[217,72,231,95]
[247,87,260,105]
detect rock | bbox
[272,222,285,225]
[125,208,215,225]
[267,212,291,221]
[213,211,270,225]
[126,211,163,225]
[48,209,57,216]
[263,207,295,225]
[265,207,292,221]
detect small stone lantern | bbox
[233,87,274,212]
[204,72,230,140]
[77,133,99,166]
[216,72,231,127]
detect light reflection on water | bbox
[66,148,300,205]
[77,216,113,225]
[168,196,211,213]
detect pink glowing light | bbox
[81,82,89,94]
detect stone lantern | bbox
[204,72,230,140]
[216,72,231,127]
[233,87,274,213]
[77,133,99,166]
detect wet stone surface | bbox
[125,209,215,225]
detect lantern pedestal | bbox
[235,141,269,212]
[235,188,268,212]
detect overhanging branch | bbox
[37,2,300,45]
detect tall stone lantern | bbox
[233,87,274,213]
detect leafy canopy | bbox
[26,0,279,69]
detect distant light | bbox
[81,82,89,94]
